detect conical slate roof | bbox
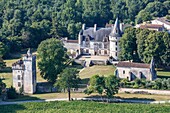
[27,48,31,56]
[110,17,122,37]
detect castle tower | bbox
[12,60,25,93]
[22,49,36,94]
[109,17,122,60]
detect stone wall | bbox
[119,88,170,95]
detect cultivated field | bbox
[0,101,170,113]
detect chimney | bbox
[94,24,97,32]
[82,24,86,30]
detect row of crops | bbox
[0,101,170,113]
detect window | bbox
[115,52,117,56]
[18,82,21,87]
[18,75,20,80]
[115,47,117,51]
[104,50,107,55]
[86,49,89,53]
[123,70,125,74]
[99,43,102,48]
[115,42,117,45]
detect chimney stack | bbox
[82,24,86,30]
[94,24,97,32]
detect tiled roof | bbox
[140,24,163,29]
[156,17,170,26]
[66,40,78,43]
[117,62,150,68]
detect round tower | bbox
[109,18,122,60]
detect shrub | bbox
[133,83,139,89]
[7,86,18,99]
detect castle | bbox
[12,49,36,94]
[63,18,124,60]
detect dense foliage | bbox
[7,86,17,99]
[55,68,80,101]
[120,78,170,90]
[37,38,67,83]
[85,75,119,98]
[0,101,170,113]
[0,78,6,95]
[0,0,170,56]
[119,28,170,67]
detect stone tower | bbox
[12,49,36,94]
[12,60,25,92]
[109,17,122,60]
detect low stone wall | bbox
[119,88,170,95]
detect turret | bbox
[109,17,122,60]
[110,17,122,37]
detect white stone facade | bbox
[12,49,36,94]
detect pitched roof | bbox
[117,62,150,69]
[156,17,170,26]
[140,24,163,29]
[82,27,112,42]
[66,40,78,43]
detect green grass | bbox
[157,70,170,78]
[79,65,115,79]
[10,92,170,102]
[0,101,170,113]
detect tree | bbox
[143,32,165,66]
[119,28,139,61]
[55,68,80,101]
[136,29,150,61]
[0,42,8,57]
[0,57,6,71]
[161,32,170,67]
[104,75,119,99]
[84,75,105,97]
[85,75,119,100]
[37,38,67,83]
[0,78,6,95]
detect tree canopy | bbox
[55,68,80,101]
[119,28,170,67]
[0,0,170,56]
[85,75,119,98]
[37,38,67,83]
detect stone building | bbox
[12,49,36,94]
[115,58,157,81]
[151,17,170,33]
[138,24,165,31]
[63,18,124,60]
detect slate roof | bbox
[109,18,122,37]
[117,62,150,69]
[82,27,111,42]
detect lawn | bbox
[0,101,170,113]
[157,70,170,78]
[79,65,115,79]
[7,92,170,102]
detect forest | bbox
[0,0,170,65]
